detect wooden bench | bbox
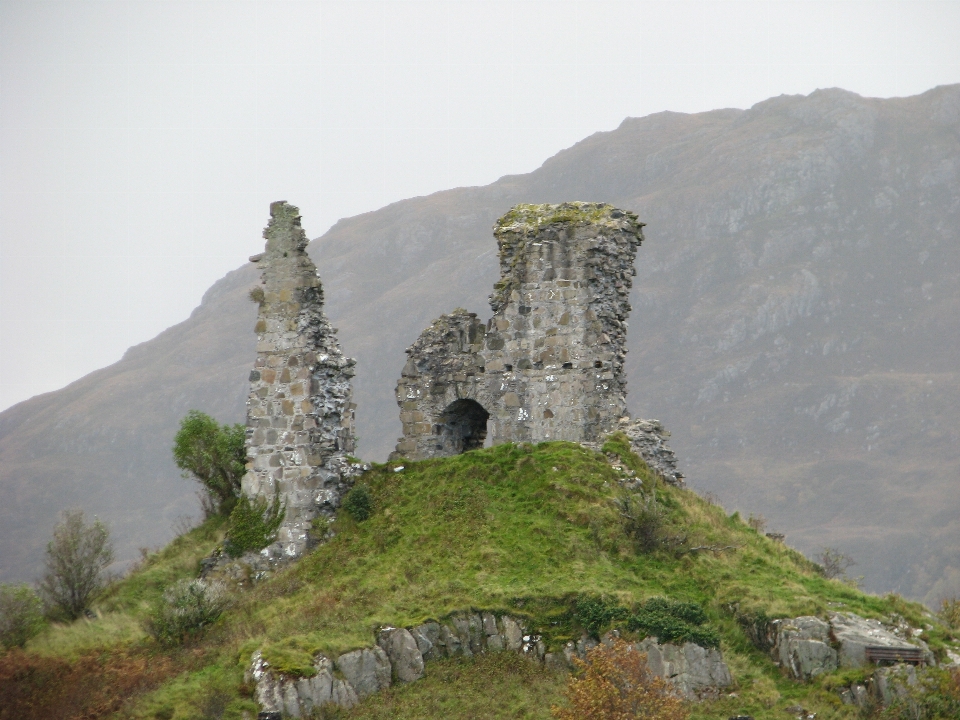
[865,645,925,666]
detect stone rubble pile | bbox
[249,611,733,717]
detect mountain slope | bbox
[1,85,958,603]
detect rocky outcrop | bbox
[770,611,934,683]
[242,201,362,560]
[770,616,838,680]
[392,203,644,460]
[249,611,733,715]
[829,611,934,668]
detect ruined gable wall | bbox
[244,201,357,559]
[392,203,643,458]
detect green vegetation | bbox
[494,202,640,234]
[224,493,284,557]
[342,483,373,522]
[172,410,245,516]
[39,509,114,621]
[4,439,956,719]
[0,584,45,649]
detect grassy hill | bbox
[4,438,957,719]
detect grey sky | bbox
[1,0,958,412]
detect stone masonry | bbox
[393,202,644,459]
[243,201,358,559]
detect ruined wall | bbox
[243,201,358,559]
[393,203,643,459]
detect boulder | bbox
[411,622,443,661]
[377,627,425,683]
[770,616,837,680]
[335,646,392,697]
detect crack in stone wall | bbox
[393,202,645,459]
[243,201,359,560]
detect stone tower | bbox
[243,201,358,559]
[393,202,643,459]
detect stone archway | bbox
[437,399,490,455]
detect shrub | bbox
[551,638,687,720]
[343,484,372,522]
[38,509,114,620]
[148,578,228,646]
[627,597,719,649]
[173,411,246,516]
[225,494,285,557]
[0,584,45,649]
[816,546,857,580]
[572,594,629,639]
[939,596,960,631]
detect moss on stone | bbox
[494,202,642,238]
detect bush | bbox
[0,584,44,649]
[939,596,960,631]
[147,578,228,646]
[343,484,372,522]
[572,595,629,639]
[173,411,246,516]
[615,491,685,553]
[38,509,114,621]
[224,493,285,557]
[552,638,687,720]
[627,597,719,649]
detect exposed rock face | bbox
[393,203,644,459]
[770,611,934,683]
[242,201,359,559]
[770,616,838,680]
[829,611,934,668]
[636,636,733,699]
[249,611,733,715]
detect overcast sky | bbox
[1,0,958,413]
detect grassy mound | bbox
[7,439,954,719]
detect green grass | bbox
[7,439,953,719]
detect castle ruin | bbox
[392,202,679,480]
[242,201,360,559]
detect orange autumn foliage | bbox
[552,639,688,720]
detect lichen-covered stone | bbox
[392,202,644,459]
[242,201,362,560]
[377,627,425,683]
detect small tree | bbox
[817,547,857,580]
[38,509,113,620]
[173,411,246,515]
[552,638,687,720]
[0,584,45,648]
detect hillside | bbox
[1,85,959,604]
[5,439,957,719]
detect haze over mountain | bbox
[1,85,958,605]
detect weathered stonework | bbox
[243,201,359,559]
[393,203,644,459]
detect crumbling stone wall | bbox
[243,201,358,559]
[393,203,644,459]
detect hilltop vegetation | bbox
[2,439,957,719]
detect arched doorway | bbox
[437,399,490,454]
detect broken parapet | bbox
[393,202,644,459]
[243,201,359,559]
[617,418,684,486]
